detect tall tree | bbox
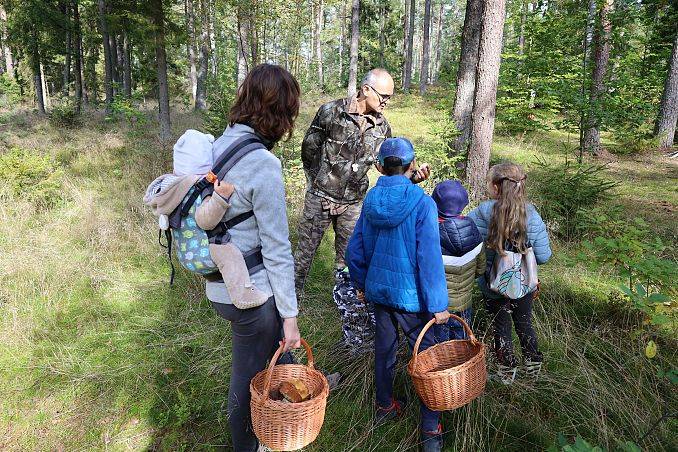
[433,0,444,84]
[62,3,72,97]
[402,0,415,92]
[185,0,197,101]
[122,31,131,97]
[195,0,209,110]
[151,0,171,141]
[466,0,506,201]
[314,0,324,88]
[451,0,483,153]
[236,6,252,87]
[347,0,359,96]
[0,6,13,78]
[583,0,613,155]
[656,31,678,148]
[518,0,526,56]
[419,0,432,95]
[339,0,345,80]
[30,26,45,113]
[98,0,114,112]
[72,0,83,112]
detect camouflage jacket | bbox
[301,97,392,204]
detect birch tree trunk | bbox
[237,8,252,87]
[152,0,171,141]
[656,32,678,148]
[451,0,483,153]
[403,0,415,92]
[315,0,324,88]
[98,0,113,112]
[401,0,409,85]
[419,0,432,95]
[122,32,131,97]
[518,0,526,55]
[583,0,613,155]
[347,0,359,97]
[466,0,506,201]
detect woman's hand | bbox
[213,178,235,200]
[281,317,301,352]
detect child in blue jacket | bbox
[468,162,552,385]
[346,137,450,452]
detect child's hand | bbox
[213,179,235,200]
[411,162,431,184]
[433,310,451,324]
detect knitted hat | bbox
[432,180,469,218]
[173,129,216,176]
[378,137,415,167]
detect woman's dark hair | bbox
[229,64,301,143]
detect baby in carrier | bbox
[144,130,269,308]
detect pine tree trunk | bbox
[656,32,678,148]
[339,0,345,80]
[433,0,444,84]
[122,32,132,97]
[0,6,13,78]
[378,4,385,67]
[152,0,171,141]
[401,0,409,84]
[30,29,45,114]
[72,0,83,112]
[98,0,114,112]
[347,0,359,97]
[109,33,119,92]
[63,4,72,97]
[185,0,198,102]
[466,0,506,201]
[315,0,324,89]
[583,0,613,155]
[451,0,483,154]
[237,8,251,88]
[208,0,217,75]
[518,0,526,55]
[403,0,415,92]
[195,0,209,110]
[419,0,432,95]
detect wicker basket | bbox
[250,339,329,451]
[407,314,487,411]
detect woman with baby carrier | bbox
[209,64,303,451]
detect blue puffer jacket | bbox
[346,175,448,313]
[468,200,552,299]
[439,216,483,257]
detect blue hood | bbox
[363,175,424,229]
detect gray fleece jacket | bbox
[205,124,298,318]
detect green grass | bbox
[0,94,676,451]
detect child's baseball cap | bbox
[378,137,415,167]
[173,129,215,176]
[432,180,469,219]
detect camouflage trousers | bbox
[293,191,361,296]
[333,269,375,354]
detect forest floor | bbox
[0,91,676,451]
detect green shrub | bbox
[107,93,146,125]
[0,147,65,209]
[49,100,80,128]
[531,157,617,240]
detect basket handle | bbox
[261,338,314,401]
[411,313,478,365]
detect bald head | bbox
[359,68,394,114]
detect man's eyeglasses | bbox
[367,85,392,105]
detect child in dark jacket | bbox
[431,180,485,341]
[468,162,552,385]
[346,137,450,452]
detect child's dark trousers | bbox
[374,303,440,432]
[485,292,543,367]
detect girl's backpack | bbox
[488,247,538,299]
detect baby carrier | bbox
[161,133,266,284]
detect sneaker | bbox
[523,358,543,381]
[490,364,517,385]
[375,398,406,425]
[420,424,443,452]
